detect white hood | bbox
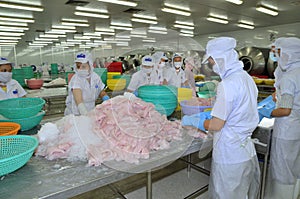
[205,37,243,79]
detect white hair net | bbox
[204,37,243,79]
[74,52,93,72]
[273,37,300,71]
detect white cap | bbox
[0,57,11,65]
[142,55,154,66]
[153,51,168,61]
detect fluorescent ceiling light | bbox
[61,22,89,27]
[175,20,194,26]
[149,26,167,31]
[237,23,254,29]
[286,33,296,36]
[164,2,190,11]
[0,16,34,23]
[29,43,48,46]
[180,29,194,34]
[161,7,191,16]
[74,11,109,18]
[0,36,21,40]
[0,26,28,31]
[0,21,27,26]
[33,41,53,44]
[0,2,43,12]
[0,40,19,43]
[110,26,132,30]
[226,0,243,5]
[95,31,115,35]
[132,14,157,20]
[131,18,157,24]
[179,33,194,37]
[0,43,17,45]
[130,34,147,38]
[254,35,264,40]
[116,35,131,39]
[47,29,76,33]
[97,0,137,7]
[62,18,88,23]
[207,16,228,24]
[95,27,115,32]
[76,6,108,13]
[35,38,59,41]
[142,39,156,43]
[52,25,76,30]
[84,32,101,36]
[267,29,279,34]
[40,34,63,38]
[116,42,129,46]
[148,29,168,34]
[239,20,253,25]
[256,4,278,16]
[174,24,194,30]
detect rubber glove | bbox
[257,95,276,120]
[133,90,138,97]
[78,103,88,115]
[102,95,110,101]
[181,111,212,132]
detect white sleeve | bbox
[14,80,27,97]
[69,75,82,89]
[127,73,139,91]
[278,94,294,109]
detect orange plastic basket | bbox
[0,122,21,136]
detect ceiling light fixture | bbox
[52,25,76,30]
[164,2,190,11]
[110,25,132,30]
[131,18,157,24]
[206,16,228,24]
[148,29,168,34]
[132,14,157,20]
[180,29,194,34]
[174,24,194,30]
[161,7,191,16]
[0,36,21,40]
[62,18,88,23]
[61,22,90,27]
[95,27,115,32]
[76,6,108,13]
[149,26,167,31]
[0,26,28,31]
[179,33,194,37]
[225,0,243,5]
[95,31,115,35]
[74,11,109,18]
[0,32,24,36]
[0,2,44,11]
[1,21,27,26]
[110,22,132,27]
[97,0,137,7]
[256,4,278,16]
[142,39,156,43]
[0,16,34,23]
[175,20,194,26]
[237,22,254,29]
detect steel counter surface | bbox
[0,137,207,199]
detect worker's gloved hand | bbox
[133,90,138,97]
[102,95,110,101]
[181,85,190,88]
[77,103,88,115]
[181,111,212,132]
[257,95,276,121]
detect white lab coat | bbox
[64,72,105,115]
[0,79,27,100]
[205,37,260,199]
[167,68,187,88]
[127,70,159,92]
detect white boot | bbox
[271,181,295,199]
[293,179,300,199]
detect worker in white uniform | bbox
[0,57,26,100]
[182,37,260,199]
[65,52,109,116]
[259,37,300,199]
[167,53,189,88]
[127,55,159,94]
[152,51,168,85]
[184,57,197,96]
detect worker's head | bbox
[272,37,300,72]
[74,52,93,78]
[172,53,183,71]
[152,51,168,70]
[0,57,13,83]
[141,55,154,74]
[202,37,243,79]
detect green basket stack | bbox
[94,68,107,85]
[65,71,75,83]
[138,85,178,116]
[112,74,131,87]
[0,98,45,131]
[12,68,26,87]
[51,63,59,74]
[0,135,38,176]
[22,66,34,79]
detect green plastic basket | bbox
[0,135,38,176]
[0,98,45,119]
[0,111,45,131]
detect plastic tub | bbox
[180,100,212,116]
[26,79,44,89]
[0,122,21,136]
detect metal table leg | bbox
[260,154,268,199]
[187,154,191,178]
[146,170,152,199]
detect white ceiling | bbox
[0,0,300,61]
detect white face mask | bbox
[77,69,90,78]
[158,62,166,69]
[142,67,153,74]
[0,72,12,83]
[174,62,181,69]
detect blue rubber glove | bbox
[257,95,276,120]
[181,111,212,131]
[133,90,138,97]
[102,95,110,101]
